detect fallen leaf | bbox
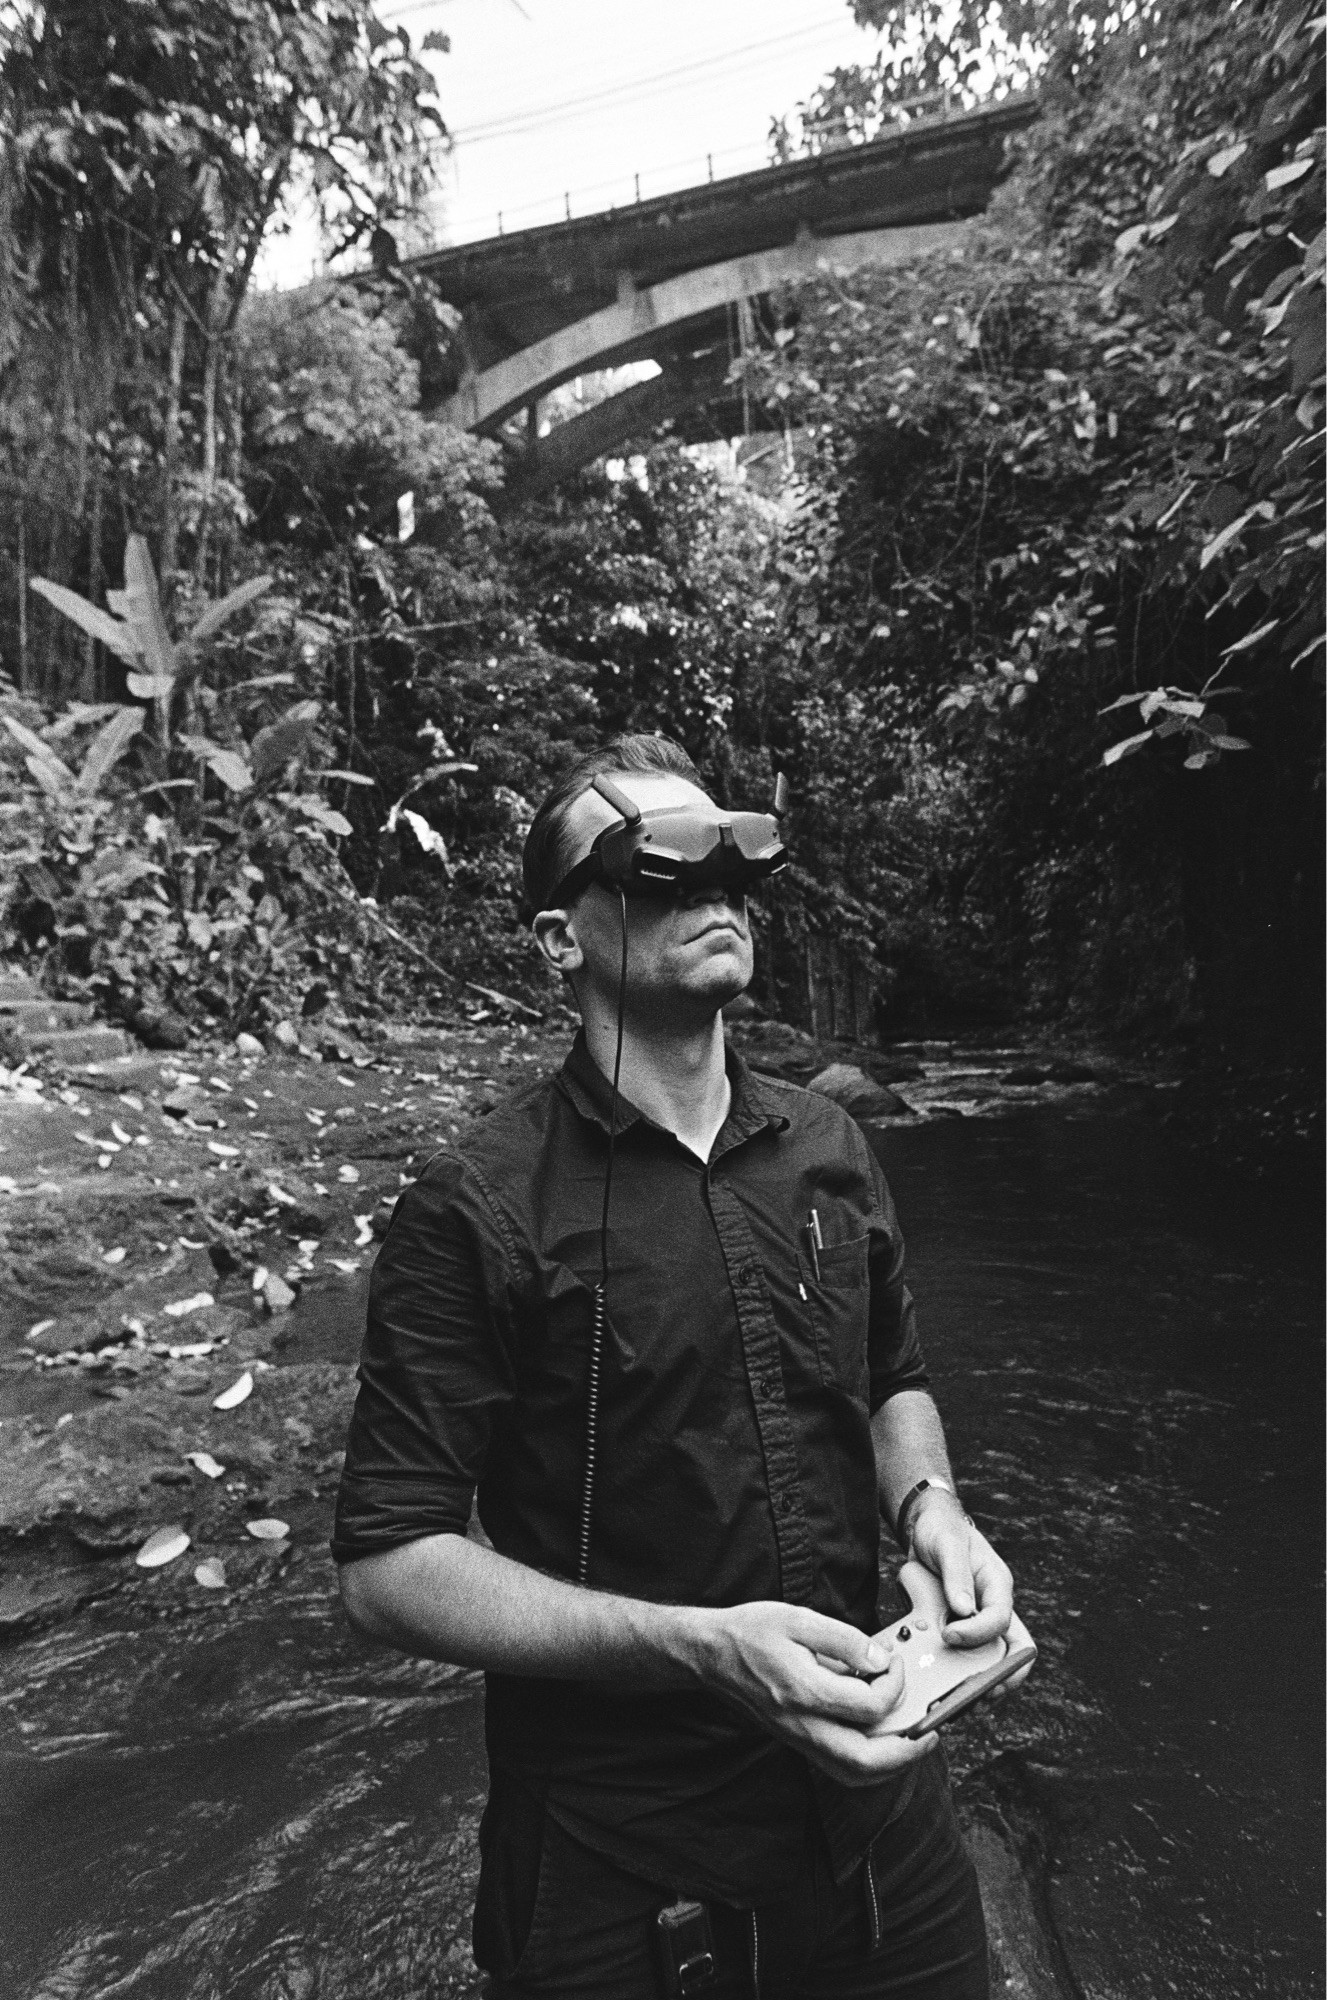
[252,1265,270,1291]
[213,1370,254,1410]
[353,1214,374,1247]
[187,1451,226,1479]
[338,1164,360,1182]
[207,1141,240,1158]
[102,1246,127,1265]
[136,1525,191,1569]
[168,1341,216,1359]
[267,1183,297,1207]
[331,1258,361,1274]
[28,1318,55,1339]
[245,1518,290,1541]
[164,1292,215,1317]
[98,1155,112,1170]
[194,1558,228,1589]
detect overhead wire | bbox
[446,16,865,145]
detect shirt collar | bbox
[557,1027,790,1150]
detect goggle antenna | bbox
[591,773,643,826]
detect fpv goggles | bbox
[546,772,789,909]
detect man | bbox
[334,733,1027,1998]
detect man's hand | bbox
[691,1600,937,1788]
[905,1491,1035,1693]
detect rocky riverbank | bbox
[0,1005,1166,1998]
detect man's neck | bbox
[582,1004,730,1163]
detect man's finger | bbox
[787,1606,898,1678]
[944,1544,1014,1647]
[802,1653,907,1727]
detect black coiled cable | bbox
[576,887,628,1586]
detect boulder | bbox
[807,1063,912,1120]
[127,1002,191,1051]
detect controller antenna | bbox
[772,771,790,821]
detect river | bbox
[2,1079,1322,1998]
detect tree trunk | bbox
[17,510,28,695]
[84,452,104,700]
[85,450,104,700]
[194,330,219,586]
[161,301,186,585]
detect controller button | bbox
[913,1617,929,1631]
[897,1626,911,1642]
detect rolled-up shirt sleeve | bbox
[864,1149,929,1412]
[331,1152,516,1564]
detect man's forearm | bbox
[340,1532,704,1687]
[339,1528,939,1787]
[871,1388,957,1538]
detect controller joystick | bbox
[873,1561,1037,1739]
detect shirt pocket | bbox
[805,1233,870,1395]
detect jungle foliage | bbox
[0,0,1321,1113]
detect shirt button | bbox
[738,1263,754,1284]
[775,1492,793,1517]
[760,1377,778,1399]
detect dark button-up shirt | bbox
[333,1032,930,1899]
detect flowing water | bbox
[1,1082,1322,1998]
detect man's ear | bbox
[532,906,584,979]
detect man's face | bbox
[532,773,755,1025]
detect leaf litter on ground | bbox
[213,1370,254,1410]
[136,1526,191,1569]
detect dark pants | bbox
[476,1753,989,1999]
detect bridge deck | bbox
[409,98,1036,390]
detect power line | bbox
[445,15,864,145]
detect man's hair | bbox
[522,733,707,915]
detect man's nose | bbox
[680,884,746,912]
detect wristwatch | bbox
[893,1476,957,1548]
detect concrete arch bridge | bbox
[406,98,1036,498]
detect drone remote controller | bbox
[873,1561,1037,1738]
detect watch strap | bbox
[893,1475,955,1547]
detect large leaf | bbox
[250,700,321,783]
[1,714,74,789]
[28,579,142,667]
[122,534,176,684]
[126,672,176,701]
[181,733,253,793]
[186,575,274,648]
[78,707,144,794]
[292,796,352,837]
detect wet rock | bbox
[807,1063,912,1120]
[27,1313,119,1358]
[0,1362,357,1564]
[234,1032,265,1056]
[261,1273,297,1315]
[0,1568,119,1634]
[272,1020,301,1052]
[1048,1060,1100,1085]
[127,1002,191,1051]
[732,1019,819,1082]
[162,1084,202,1118]
[165,1366,212,1396]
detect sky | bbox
[258,0,889,285]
